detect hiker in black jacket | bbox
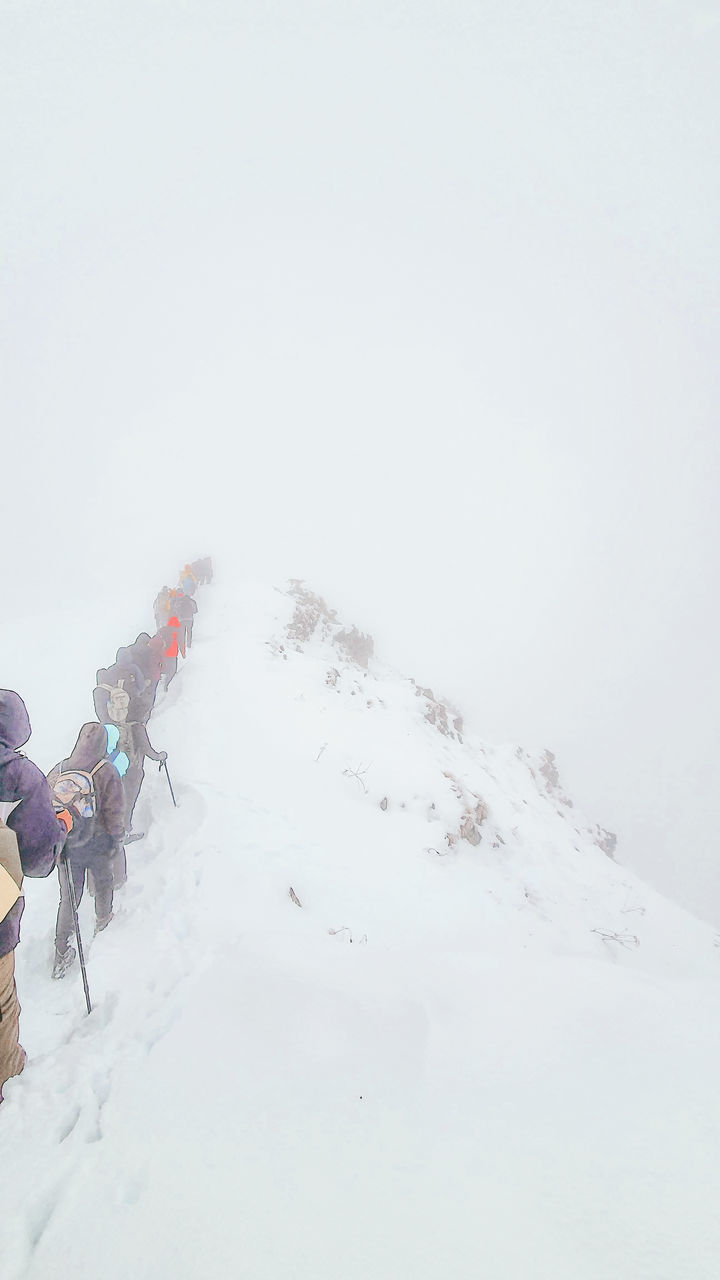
[116,721,168,841]
[49,724,126,978]
[176,591,198,651]
[128,633,163,722]
[93,648,147,724]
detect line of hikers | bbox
[0,556,212,1102]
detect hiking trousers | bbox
[122,763,145,830]
[179,618,194,650]
[55,838,114,953]
[0,949,26,1101]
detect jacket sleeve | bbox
[93,687,109,722]
[8,757,65,877]
[135,724,164,763]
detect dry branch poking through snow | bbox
[591,928,640,949]
[343,763,371,794]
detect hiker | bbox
[0,691,69,1100]
[153,587,171,630]
[190,555,210,586]
[94,696,167,845]
[179,568,197,597]
[128,633,163,721]
[49,724,125,978]
[176,590,198,651]
[159,615,182,690]
[86,726,130,895]
[93,647,146,725]
[113,720,167,842]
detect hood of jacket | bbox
[64,723,109,771]
[0,690,32,764]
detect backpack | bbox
[106,746,130,777]
[0,812,23,924]
[115,722,138,767]
[103,724,131,777]
[99,682,130,723]
[50,760,107,850]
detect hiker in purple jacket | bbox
[0,691,69,1101]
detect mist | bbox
[3,0,719,922]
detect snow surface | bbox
[3,578,720,1279]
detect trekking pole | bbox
[62,851,92,1015]
[160,758,178,807]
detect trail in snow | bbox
[3,579,720,1280]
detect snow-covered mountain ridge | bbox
[256,579,713,979]
[4,576,720,1280]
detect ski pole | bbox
[63,851,92,1016]
[160,758,178,807]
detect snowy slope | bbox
[3,578,720,1280]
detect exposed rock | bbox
[593,826,618,860]
[460,815,482,846]
[286,581,337,647]
[443,772,488,847]
[336,626,374,669]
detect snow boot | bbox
[94,910,114,937]
[52,945,76,979]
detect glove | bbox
[56,809,73,835]
[159,751,168,763]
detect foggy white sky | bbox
[2,1,719,921]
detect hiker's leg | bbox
[54,857,85,952]
[0,949,26,1101]
[109,842,127,890]
[88,838,114,926]
[122,765,144,832]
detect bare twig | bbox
[343,762,371,794]
[591,928,639,950]
[289,887,303,908]
[315,743,328,763]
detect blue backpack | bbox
[104,725,130,777]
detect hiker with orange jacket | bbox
[159,615,183,690]
[179,564,197,596]
[153,586,171,630]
